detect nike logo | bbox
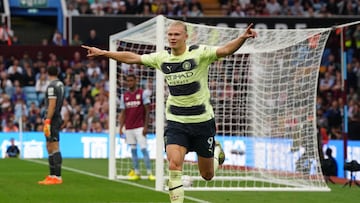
[166,66,172,71]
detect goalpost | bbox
[108,15,333,191]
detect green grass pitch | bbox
[0,158,357,203]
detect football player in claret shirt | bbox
[119,74,155,181]
[83,20,256,203]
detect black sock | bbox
[48,154,55,176]
[53,152,62,177]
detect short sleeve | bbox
[141,51,165,69]
[200,45,218,64]
[142,91,151,105]
[119,94,125,110]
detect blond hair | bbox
[168,20,187,33]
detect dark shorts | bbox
[164,118,216,158]
[46,118,62,142]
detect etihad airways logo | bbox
[165,71,194,82]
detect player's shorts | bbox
[124,127,147,149]
[46,118,62,142]
[164,118,216,158]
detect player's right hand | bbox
[81,45,104,57]
[43,119,51,137]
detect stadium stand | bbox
[0,0,359,141]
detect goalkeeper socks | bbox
[131,147,139,173]
[53,151,63,177]
[141,148,152,172]
[168,170,184,203]
[48,154,55,176]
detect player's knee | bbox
[201,171,214,181]
[168,160,182,171]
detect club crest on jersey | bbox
[182,61,192,70]
[136,94,141,100]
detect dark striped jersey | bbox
[141,45,218,123]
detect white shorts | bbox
[124,127,147,149]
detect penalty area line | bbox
[25,159,208,203]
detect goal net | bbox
[108,15,331,191]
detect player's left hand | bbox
[243,23,257,39]
[43,119,51,137]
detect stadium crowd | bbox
[64,0,360,17]
[0,0,360,141]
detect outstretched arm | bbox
[82,45,142,64]
[216,24,257,58]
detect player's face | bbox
[167,25,188,49]
[126,77,136,90]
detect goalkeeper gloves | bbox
[43,119,51,137]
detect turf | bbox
[0,158,358,203]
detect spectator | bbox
[70,33,83,46]
[266,0,282,15]
[67,3,80,16]
[90,0,104,15]
[117,1,128,15]
[22,62,36,86]
[11,84,26,104]
[229,4,245,17]
[3,117,19,132]
[325,0,338,15]
[0,23,14,45]
[137,0,152,15]
[93,92,109,115]
[19,52,33,67]
[189,4,204,16]
[188,0,203,13]
[52,31,67,46]
[322,148,338,179]
[126,0,138,14]
[33,51,46,74]
[325,100,343,139]
[79,121,90,132]
[5,138,20,158]
[85,29,101,46]
[86,59,102,84]
[35,72,50,103]
[7,58,24,84]
[14,98,28,123]
[290,0,304,15]
[91,120,104,133]
[27,101,41,130]
[0,71,13,95]
[78,2,92,14]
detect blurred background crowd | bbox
[0,0,360,141]
[64,0,360,17]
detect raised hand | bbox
[243,23,257,39]
[81,45,104,57]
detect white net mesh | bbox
[110,16,331,191]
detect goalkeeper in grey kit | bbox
[82,20,257,203]
[38,66,65,185]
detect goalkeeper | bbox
[38,66,65,185]
[82,20,257,203]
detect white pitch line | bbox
[26,159,209,203]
